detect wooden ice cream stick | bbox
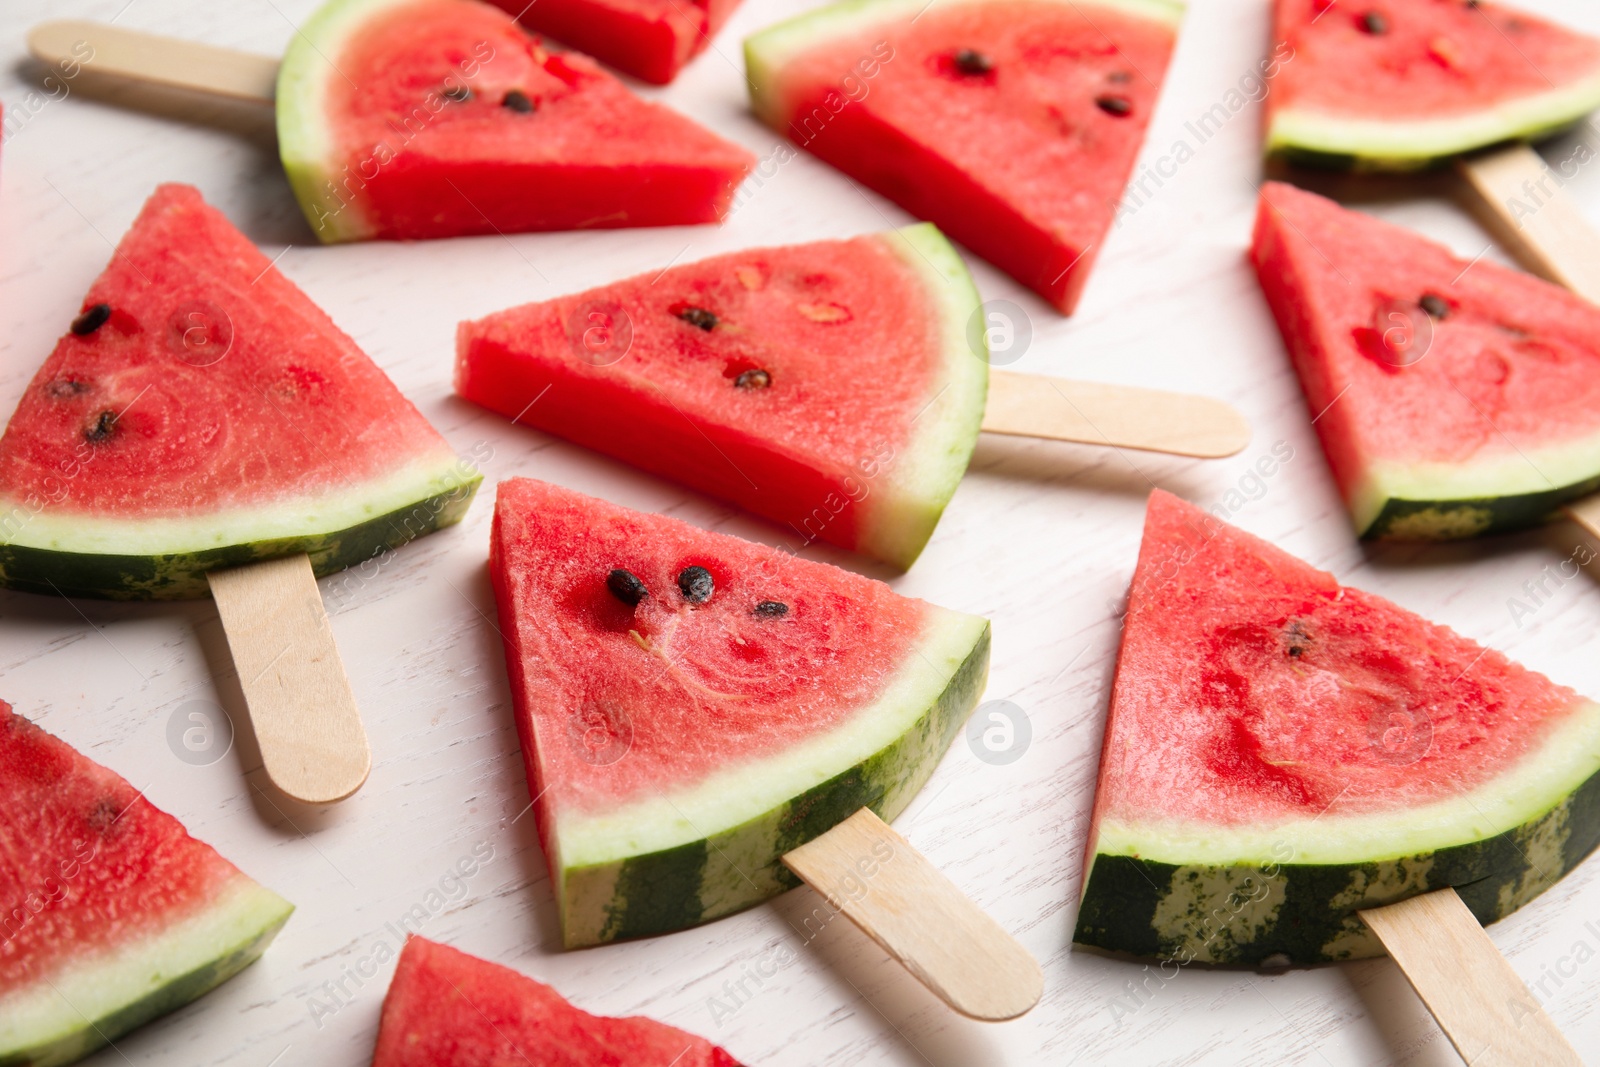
[1359,888,1582,1065]
[782,807,1043,1021]
[29,19,277,105]
[207,555,371,805]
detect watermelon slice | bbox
[0,183,479,600]
[1265,0,1600,170]
[457,224,987,569]
[1073,491,1600,965]
[744,0,1183,314]
[277,0,756,242]
[1251,180,1600,540]
[490,478,990,947]
[0,703,292,1066]
[373,937,744,1065]
[487,0,743,85]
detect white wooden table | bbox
[3,1,1600,1064]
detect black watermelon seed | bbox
[734,368,771,389]
[1096,95,1133,117]
[71,304,111,336]
[502,89,535,113]
[754,600,789,617]
[1360,11,1388,33]
[83,410,117,445]
[676,306,719,331]
[1419,294,1450,320]
[952,49,993,76]
[45,378,89,399]
[1285,620,1312,658]
[86,796,120,833]
[606,568,647,606]
[443,84,473,102]
[677,566,714,603]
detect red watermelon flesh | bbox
[277,0,755,242]
[490,478,989,945]
[489,0,743,84]
[0,184,477,599]
[744,0,1182,313]
[1265,0,1600,168]
[457,224,986,570]
[1251,180,1600,539]
[0,703,291,1065]
[373,937,744,1066]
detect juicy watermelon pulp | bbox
[0,184,478,599]
[1251,181,1600,539]
[373,937,743,1065]
[489,0,743,84]
[1073,491,1600,965]
[490,478,989,946]
[277,0,755,242]
[457,224,987,570]
[0,704,292,1066]
[1266,0,1600,169]
[745,0,1182,314]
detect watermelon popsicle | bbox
[490,477,1041,1020]
[0,184,481,804]
[457,225,1251,570]
[481,0,746,86]
[27,0,755,243]
[1074,491,1594,1061]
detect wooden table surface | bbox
[4,0,1600,1064]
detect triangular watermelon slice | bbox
[0,703,292,1065]
[490,478,990,947]
[457,224,987,570]
[373,937,744,1065]
[1265,0,1600,170]
[277,0,756,242]
[1074,491,1600,965]
[486,0,743,85]
[744,0,1183,313]
[1251,180,1600,540]
[0,183,479,600]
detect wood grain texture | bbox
[982,371,1252,458]
[1566,496,1600,544]
[207,555,370,804]
[1359,889,1583,1065]
[28,19,277,104]
[782,808,1043,1022]
[1457,144,1600,304]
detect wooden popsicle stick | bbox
[1359,889,1582,1065]
[1457,144,1600,305]
[781,807,1043,1021]
[207,554,371,805]
[1565,495,1600,544]
[982,371,1251,458]
[28,20,277,105]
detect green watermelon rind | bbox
[551,608,990,948]
[1347,436,1600,540]
[0,879,292,1067]
[1075,699,1600,964]
[0,458,481,600]
[1267,71,1600,173]
[745,0,1185,127]
[277,0,419,243]
[860,223,988,569]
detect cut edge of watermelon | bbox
[860,223,987,568]
[0,876,291,1067]
[1090,697,1600,870]
[0,451,479,599]
[744,0,1185,127]
[1348,430,1600,538]
[550,605,989,946]
[277,0,420,243]
[1266,71,1600,170]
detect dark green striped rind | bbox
[561,622,990,947]
[1362,470,1600,541]
[0,479,479,600]
[0,896,291,1067]
[1074,762,1600,965]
